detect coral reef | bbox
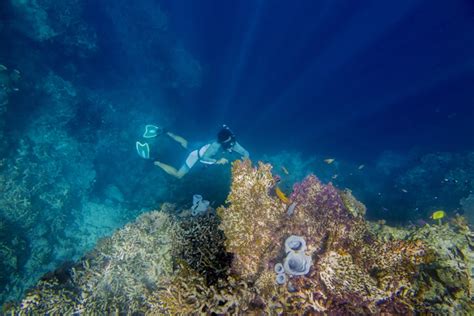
[173,211,232,284]
[0,0,204,306]
[6,159,474,314]
[9,0,97,55]
[0,218,26,300]
[0,72,95,230]
[212,160,472,314]
[156,263,255,315]
[6,209,181,314]
[217,160,286,279]
[370,217,474,314]
[0,72,97,302]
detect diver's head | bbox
[217,125,236,151]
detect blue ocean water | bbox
[0,0,473,306]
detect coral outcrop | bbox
[0,71,100,302]
[7,209,181,314]
[217,160,286,279]
[173,211,232,284]
[9,0,97,55]
[0,218,26,299]
[6,159,474,314]
[213,160,431,313]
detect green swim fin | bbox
[143,125,163,138]
[136,141,150,159]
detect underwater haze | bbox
[1,0,474,312]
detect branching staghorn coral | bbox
[7,209,182,314]
[154,262,255,315]
[0,72,98,303]
[174,212,232,284]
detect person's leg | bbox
[154,161,190,179]
[166,132,188,149]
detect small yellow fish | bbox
[275,187,290,204]
[430,210,446,225]
[430,210,445,220]
[358,164,365,170]
[281,166,289,175]
[324,158,335,164]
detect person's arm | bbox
[232,142,249,159]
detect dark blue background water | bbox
[83,0,474,161]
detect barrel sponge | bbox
[284,235,307,254]
[283,251,312,276]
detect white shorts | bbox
[185,149,199,169]
[185,144,211,169]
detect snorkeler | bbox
[153,125,249,179]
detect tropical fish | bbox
[324,158,335,164]
[332,174,338,179]
[281,166,289,175]
[430,210,445,220]
[358,164,365,170]
[401,189,408,193]
[275,187,290,204]
[430,210,446,225]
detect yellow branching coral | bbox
[155,262,255,315]
[217,159,286,279]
